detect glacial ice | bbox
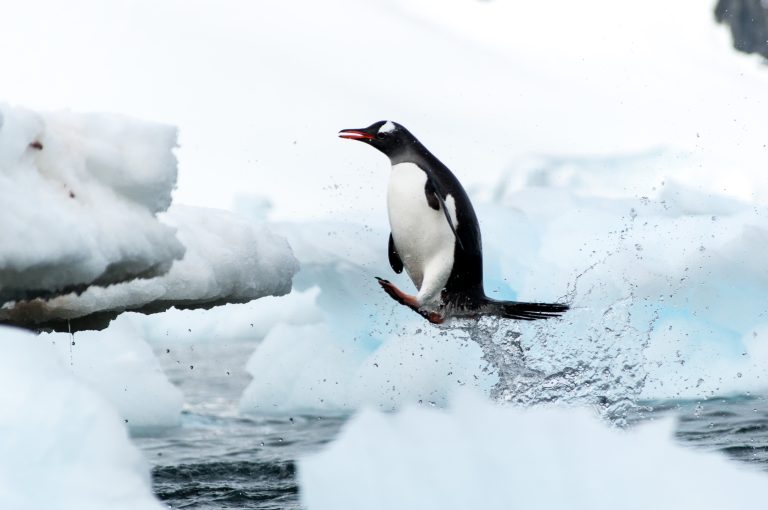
[0,326,163,510]
[299,391,768,510]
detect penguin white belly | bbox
[387,162,458,305]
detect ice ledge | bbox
[0,104,299,331]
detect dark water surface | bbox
[134,341,768,509]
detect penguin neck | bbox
[388,140,437,168]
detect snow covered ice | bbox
[299,392,768,510]
[0,103,183,305]
[0,105,299,330]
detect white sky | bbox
[2,0,767,222]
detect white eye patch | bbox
[379,121,396,134]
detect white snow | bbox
[0,325,163,510]
[299,392,768,510]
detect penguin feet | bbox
[375,277,445,325]
[376,277,419,307]
[424,311,445,325]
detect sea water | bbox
[134,340,768,510]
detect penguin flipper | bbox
[388,233,403,274]
[424,178,464,251]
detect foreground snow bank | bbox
[0,326,163,510]
[0,103,183,304]
[299,392,766,510]
[42,322,183,431]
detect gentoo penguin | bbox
[339,120,569,324]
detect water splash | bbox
[458,290,658,426]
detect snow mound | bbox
[299,392,767,510]
[42,322,183,431]
[0,325,163,510]
[3,205,299,330]
[0,103,183,304]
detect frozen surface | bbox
[299,392,768,510]
[0,326,163,510]
[41,323,183,431]
[0,103,182,304]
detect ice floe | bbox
[300,391,768,510]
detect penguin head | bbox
[338,120,412,159]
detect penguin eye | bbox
[377,132,387,140]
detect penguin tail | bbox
[481,298,569,321]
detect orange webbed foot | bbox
[375,277,445,324]
[376,277,419,308]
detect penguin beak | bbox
[338,129,375,141]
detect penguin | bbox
[339,120,569,324]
